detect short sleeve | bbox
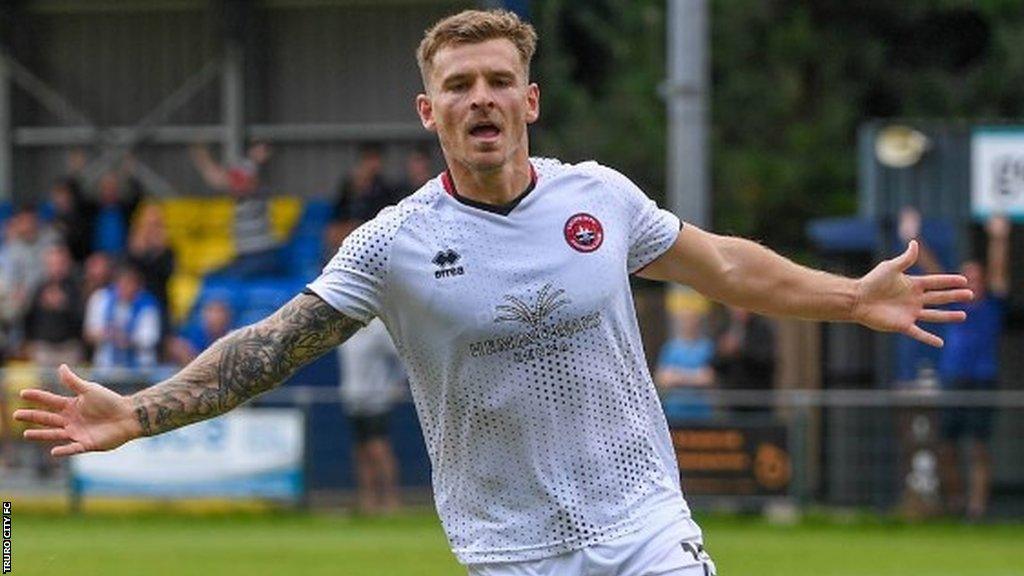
[588,163,681,273]
[307,206,406,323]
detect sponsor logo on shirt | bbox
[469,283,602,362]
[432,248,465,279]
[564,213,604,253]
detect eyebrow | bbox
[441,69,518,87]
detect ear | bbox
[525,83,540,124]
[416,94,437,132]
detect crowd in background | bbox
[0,143,435,375]
[654,292,777,423]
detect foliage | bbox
[533,0,1024,251]
[532,0,668,201]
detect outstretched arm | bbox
[639,224,973,347]
[14,293,362,456]
[986,215,1010,296]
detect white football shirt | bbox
[308,158,700,564]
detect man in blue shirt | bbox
[655,292,716,422]
[911,212,1010,520]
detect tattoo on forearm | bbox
[132,294,362,436]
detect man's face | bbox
[12,212,38,240]
[44,247,71,279]
[115,272,141,302]
[99,173,120,204]
[202,302,232,337]
[416,39,539,173]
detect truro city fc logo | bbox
[469,283,602,363]
[564,213,604,253]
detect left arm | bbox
[639,224,972,347]
[986,215,1010,296]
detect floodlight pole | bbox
[666,0,709,228]
[220,0,250,165]
[222,40,245,165]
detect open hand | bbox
[853,241,973,347]
[12,365,141,457]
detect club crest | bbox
[564,213,604,253]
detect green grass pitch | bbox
[11,509,1024,575]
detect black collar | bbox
[441,165,538,216]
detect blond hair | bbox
[416,9,538,87]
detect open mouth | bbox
[469,122,501,138]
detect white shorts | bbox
[466,510,716,576]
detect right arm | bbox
[132,293,360,436]
[190,144,230,190]
[14,293,362,456]
[986,216,1010,296]
[897,207,944,275]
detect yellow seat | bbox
[168,273,201,324]
[162,197,235,243]
[174,238,235,276]
[269,196,303,241]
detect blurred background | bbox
[1,1,1022,574]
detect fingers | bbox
[24,428,70,442]
[923,289,974,306]
[59,364,90,395]
[895,240,919,272]
[918,309,967,323]
[917,274,969,290]
[905,324,943,348]
[20,388,71,411]
[52,443,86,458]
[12,408,67,428]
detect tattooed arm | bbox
[13,293,363,456]
[133,293,362,436]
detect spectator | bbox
[83,263,162,369]
[82,252,115,303]
[48,176,95,263]
[126,204,175,332]
[91,163,143,255]
[326,143,399,253]
[191,142,282,279]
[339,318,404,514]
[168,300,234,366]
[909,210,1011,520]
[655,291,716,422]
[713,305,776,417]
[0,207,61,354]
[24,244,84,367]
[894,207,954,384]
[401,145,435,191]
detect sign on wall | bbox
[972,127,1024,219]
[71,409,305,501]
[670,422,791,497]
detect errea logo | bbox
[432,249,465,279]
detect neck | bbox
[445,153,533,205]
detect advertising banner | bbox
[972,127,1024,219]
[670,422,791,497]
[71,409,304,501]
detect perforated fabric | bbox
[308,158,698,564]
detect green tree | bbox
[533,0,668,200]
[533,0,1024,251]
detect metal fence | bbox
[3,366,1023,520]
